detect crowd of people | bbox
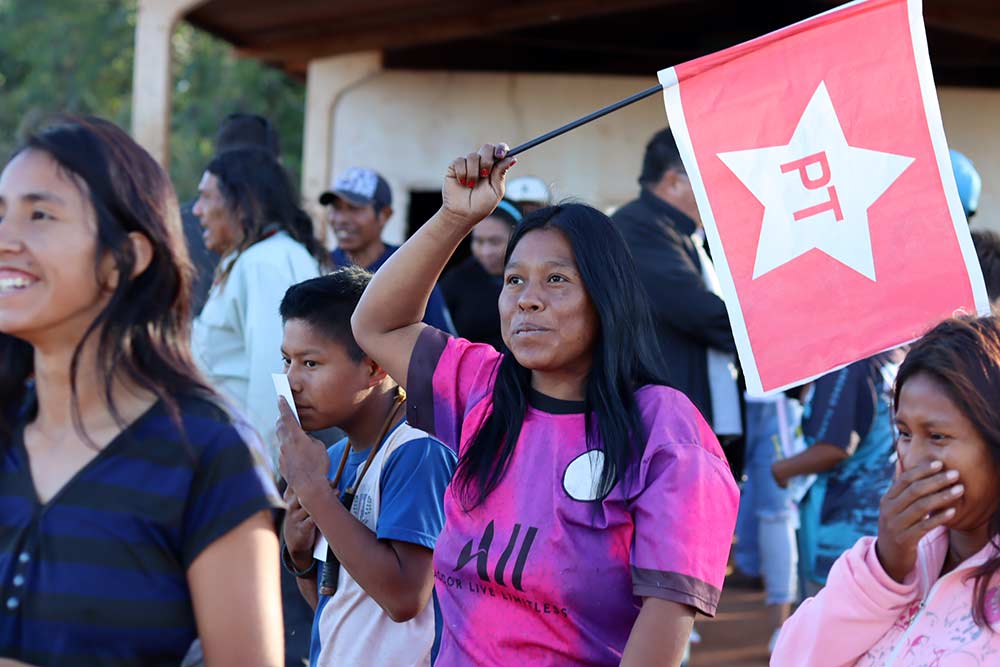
[0,107,998,667]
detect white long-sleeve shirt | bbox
[192,232,321,472]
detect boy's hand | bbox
[440,143,517,230]
[876,460,962,583]
[277,397,331,507]
[283,487,317,569]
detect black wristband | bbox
[281,542,317,578]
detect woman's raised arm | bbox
[351,143,515,386]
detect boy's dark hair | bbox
[639,127,685,187]
[279,268,373,361]
[972,229,1000,303]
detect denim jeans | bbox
[733,396,801,605]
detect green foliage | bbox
[0,0,135,153]
[170,20,305,200]
[0,0,304,202]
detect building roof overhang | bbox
[186,0,1000,87]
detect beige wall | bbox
[327,71,667,244]
[939,87,1000,231]
[323,71,1000,244]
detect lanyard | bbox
[319,388,406,596]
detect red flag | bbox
[659,0,989,395]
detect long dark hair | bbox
[0,116,217,440]
[894,315,1000,629]
[455,203,671,507]
[206,146,326,284]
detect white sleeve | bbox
[237,257,294,472]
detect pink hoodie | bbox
[771,527,1000,667]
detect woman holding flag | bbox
[351,142,739,665]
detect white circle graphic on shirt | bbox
[563,450,607,502]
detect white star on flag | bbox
[717,81,914,281]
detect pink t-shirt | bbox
[407,329,739,666]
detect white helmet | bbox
[506,176,552,206]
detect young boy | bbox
[275,268,456,667]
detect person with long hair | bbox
[351,143,739,666]
[0,116,283,666]
[192,146,325,471]
[772,315,1000,665]
[181,112,283,315]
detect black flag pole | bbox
[506,83,665,159]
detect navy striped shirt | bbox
[0,395,281,666]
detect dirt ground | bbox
[690,586,772,667]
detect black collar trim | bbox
[527,388,586,414]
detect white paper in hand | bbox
[271,373,300,424]
[274,373,322,557]
[313,535,329,562]
[273,372,324,559]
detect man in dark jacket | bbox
[612,127,741,436]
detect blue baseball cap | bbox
[319,167,392,210]
[950,149,981,217]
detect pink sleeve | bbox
[629,434,739,617]
[771,537,920,667]
[406,327,501,454]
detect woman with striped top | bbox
[0,117,283,666]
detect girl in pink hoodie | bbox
[772,315,1000,667]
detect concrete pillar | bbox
[131,0,206,166]
[301,51,383,241]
